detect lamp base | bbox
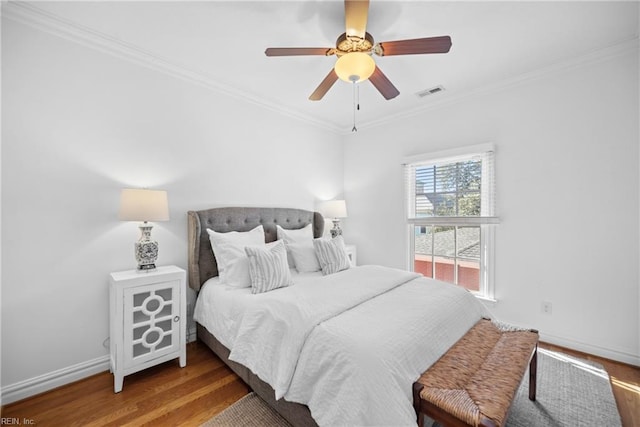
[330,219,342,239]
[137,262,156,271]
[134,223,159,271]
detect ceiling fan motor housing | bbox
[336,32,375,55]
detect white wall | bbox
[343,48,640,365]
[1,19,343,400]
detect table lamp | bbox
[118,188,169,270]
[318,200,348,238]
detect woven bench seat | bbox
[412,319,539,427]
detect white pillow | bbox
[206,225,265,288]
[313,235,351,276]
[222,257,252,288]
[245,240,293,294]
[277,223,313,242]
[277,224,313,267]
[287,242,321,273]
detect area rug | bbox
[201,392,290,427]
[201,348,621,426]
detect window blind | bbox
[404,147,498,225]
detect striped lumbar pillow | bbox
[245,240,293,294]
[313,235,351,276]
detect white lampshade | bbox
[334,52,375,83]
[318,199,348,219]
[118,189,169,222]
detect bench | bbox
[412,318,539,427]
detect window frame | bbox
[403,143,498,300]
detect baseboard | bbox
[540,332,640,367]
[1,355,110,405]
[4,327,197,405]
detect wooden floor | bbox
[1,341,250,426]
[2,341,639,426]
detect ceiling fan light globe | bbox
[335,52,375,83]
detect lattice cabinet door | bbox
[109,265,186,393]
[123,281,180,368]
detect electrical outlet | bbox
[541,301,552,314]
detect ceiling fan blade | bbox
[369,66,399,100]
[344,0,369,39]
[309,69,339,101]
[265,47,334,57]
[375,36,452,56]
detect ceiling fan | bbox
[265,0,452,101]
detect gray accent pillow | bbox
[313,236,351,275]
[245,240,293,294]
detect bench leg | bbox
[529,345,537,401]
[413,382,425,427]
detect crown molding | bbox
[2,1,345,135]
[358,37,639,132]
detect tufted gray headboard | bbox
[187,207,324,291]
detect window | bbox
[404,144,497,299]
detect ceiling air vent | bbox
[415,85,445,98]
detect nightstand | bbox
[109,265,186,393]
[344,244,357,267]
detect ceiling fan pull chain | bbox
[352,82,358,132]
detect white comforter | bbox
[197,265,490,426]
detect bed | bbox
[188,207,490,427]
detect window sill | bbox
[474,294,498,307]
